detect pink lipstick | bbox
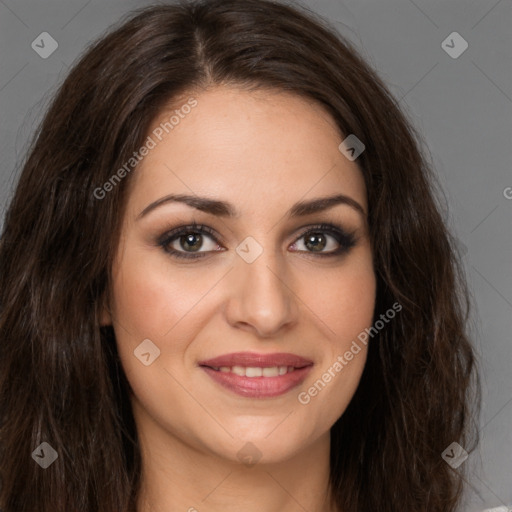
[198,352,313,398]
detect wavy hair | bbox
[0,1,480,511]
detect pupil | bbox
[305,233,326,252]
[181,233,202,252]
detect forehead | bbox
[127,86,367,216]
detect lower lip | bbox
[201,366,313,398]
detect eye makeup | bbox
[154,220,358,261]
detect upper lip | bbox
[199,352,313,369]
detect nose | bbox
[223,245,299,338]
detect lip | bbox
[198,352,314,398]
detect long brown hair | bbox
[0,1,480,511]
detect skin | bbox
[101,86,376,512]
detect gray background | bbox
[0,0,511,510]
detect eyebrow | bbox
[136,192,366,221]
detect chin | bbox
[204,426,320,467]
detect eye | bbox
[157,222,357,260]
[290,223,357,258]
[158,223,223,260]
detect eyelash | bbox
[157,221,357,260]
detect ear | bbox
[99,307,112,326]
[98,292,113,326]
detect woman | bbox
[0,0,480,511]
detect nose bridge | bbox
[225,235,297,336]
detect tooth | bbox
[232,366,246,376]
[222,365,296,377]
[262,366,279,377]
[245,367,263,377]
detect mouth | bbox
[205,365,300,377]
[198,352,313,398]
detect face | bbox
[102,86,376,465]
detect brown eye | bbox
[178,233,205,252]
[159,224,223,260]
[303,232,328,252]
[289,224,357,257]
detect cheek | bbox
[109,247,217,340]
[107,252,199,389]
[309,254,376,345]
[296,252,375,413]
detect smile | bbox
[209,365,296,377]
[198,352,313,398]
